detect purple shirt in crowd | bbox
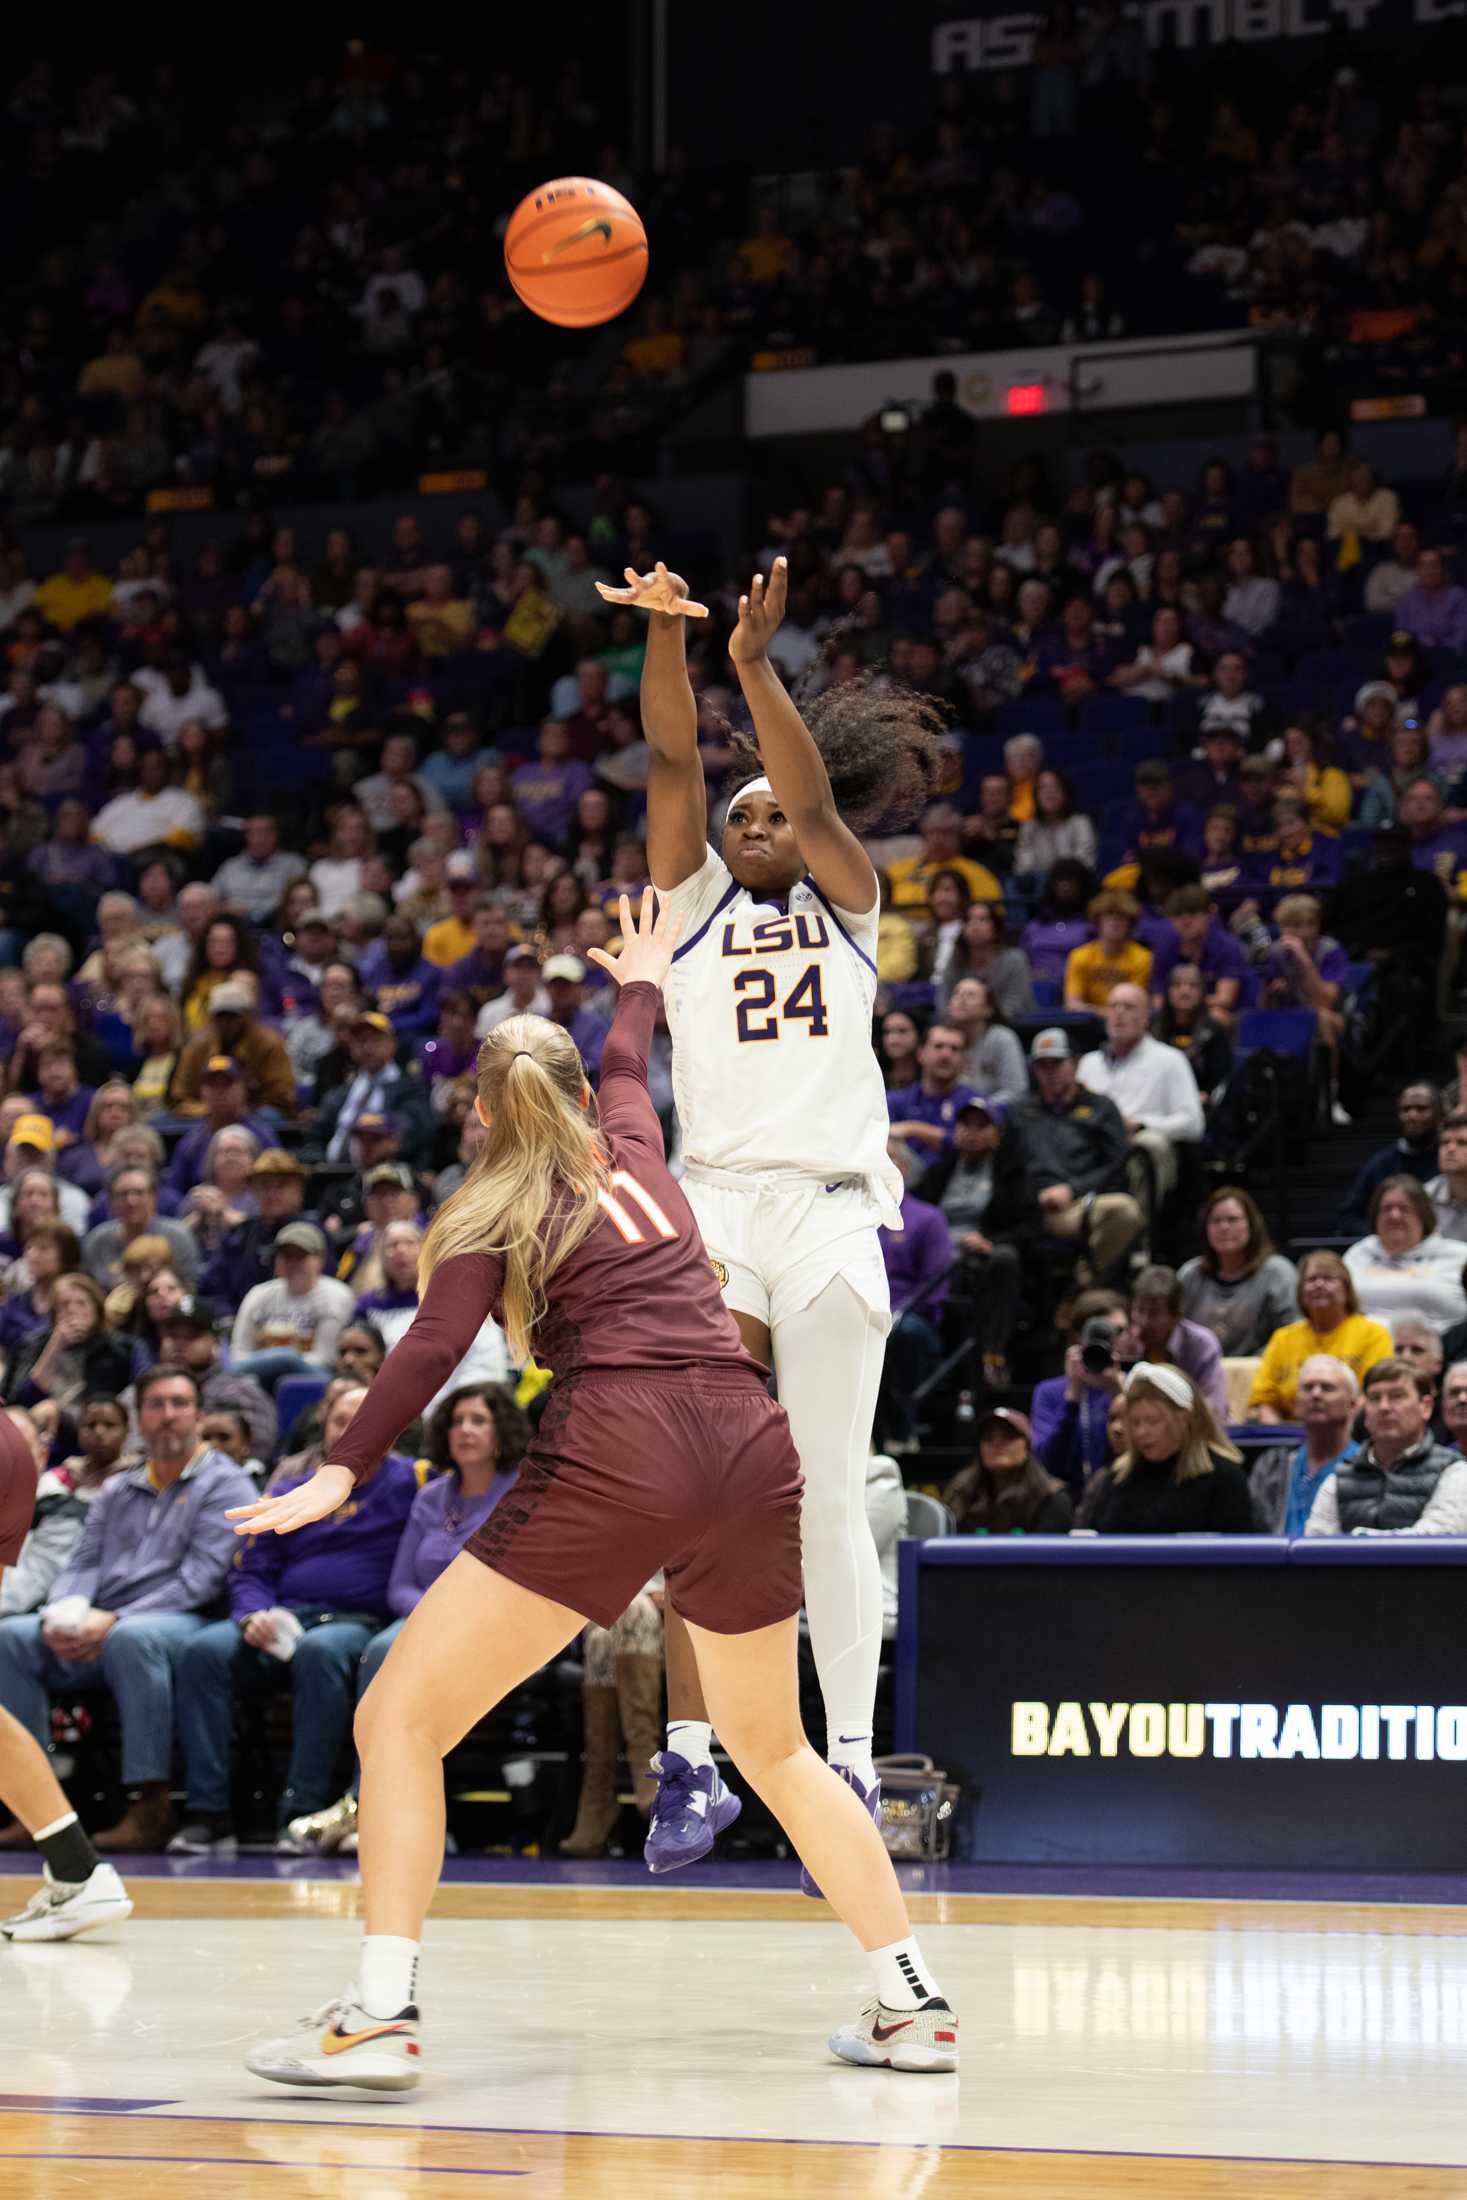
[357,947,442,1036]
[1148,924,1248,996]
[167,1113,281,1195]
[386,1468,520,1616]
[32,1086,94,1141]
[1021,915,1093,985]
[50,1450,257,1616]
[886,1079,982,1158]
[229,1453,419,1618]
[509,757,594,841]
[1397,582,1467,653]
[879,1192,954,1320]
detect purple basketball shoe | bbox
[643,1751,742,1874]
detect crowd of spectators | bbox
[0,42,1460,1848]
[3,52,1467,1841]
[3,45,1466,531]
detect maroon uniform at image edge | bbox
[328,981,806,1632]
[0,1415,38,1571]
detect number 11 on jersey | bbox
[597,1169,678,1246]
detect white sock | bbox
[828,1725,876,1794]
[356,1935,420,2017]
[869,1936,941,2011]
[666,1719,713,1770]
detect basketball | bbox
[504,176,648,328]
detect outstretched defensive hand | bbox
[588,889,683,993]
[728,557,788,665]
[595,560,708,619]
[226,1463,355,1538]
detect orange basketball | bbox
[504,176,649,328]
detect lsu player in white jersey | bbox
[596,555,941,1885]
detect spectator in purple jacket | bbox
[416,988,480,1090]
[1020,858,1096,987]
[510,719,594,842]
[886,1024,981,1178]
[274,1381,530,1856]
[878,1190,954,1442]
[1121,1266,1229,1423]
[1111,762,1202,867]
[165,1061,280,1196]
[1148,884,1246,1022]
[445,897,512,1005]
[1397,549,1467,654]
[168,1380,419,1856]
[29,1042,94,1148]
[357,913,441,1037]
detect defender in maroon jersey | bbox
[233,892,957,2092]
[0,1409,134,1943]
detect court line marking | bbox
[0,2106,1461,2170]
[0,2156,520,2178]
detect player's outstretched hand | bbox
[226,1463,355,1538]
[728,556,788,664]
[588,890,683,993]
[594,560,708,619]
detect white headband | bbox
[735,776,773,800]
[1124,1361,1194,1411]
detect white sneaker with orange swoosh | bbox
[828,1996,959,2074]
[245,1996,422,2091]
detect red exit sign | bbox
[1006,382,1047,417]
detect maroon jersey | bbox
[0,1414,39,1571]
[332,983,763,1483]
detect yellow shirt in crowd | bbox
[1247,1314,1394,1418]
[1063,938,1152,1008]
[423,914,475,968]
[886,852,1003,912]
[34,570,113,630]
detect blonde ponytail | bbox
[419,1012,608,1362]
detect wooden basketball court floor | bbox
[2,1865,1466,2197]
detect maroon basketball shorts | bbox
[467,1366,804,1632]
[0,1415,39,1572]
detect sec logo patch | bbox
[711,1257,729,1288]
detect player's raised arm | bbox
[728,557,877,915]
[596,561,710,890]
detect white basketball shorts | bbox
[682,1167,892,1334]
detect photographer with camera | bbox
[1029,1291,1129,1497]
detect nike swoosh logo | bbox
[871,2016,914,2042]
[545,217,612,259]
[320,2023,410,2057]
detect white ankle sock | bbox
[356,1935,420,2017]
[869,1936,940,2011]
[828,1726,876,1793]
[666,1719,713,1769]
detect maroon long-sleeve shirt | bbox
[330,982,762,1484]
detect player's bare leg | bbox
[245,1555,585,2091]
[0,1702,71,1833]
[0,1705,132,1943]
[687,1614,957,2072]
[647,1308,772,1873]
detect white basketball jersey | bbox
[658,846,903,1225]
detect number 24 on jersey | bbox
[733,962,829,1044]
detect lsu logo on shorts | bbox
[710,1257,730,1288]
